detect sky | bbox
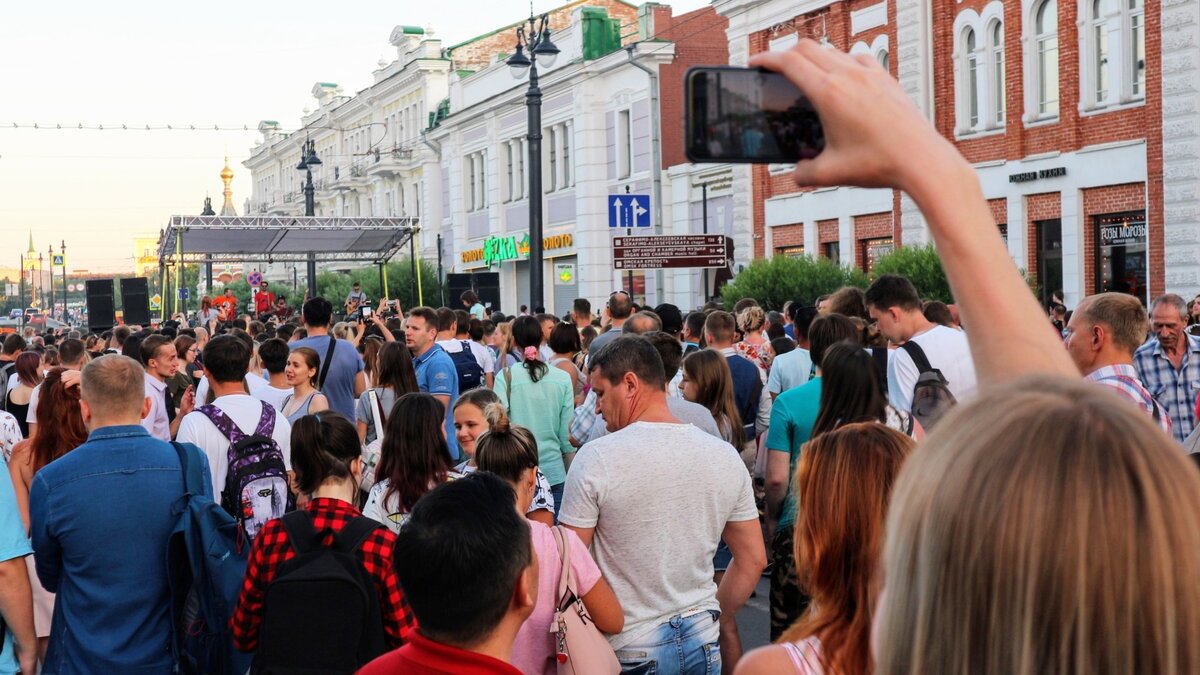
[1,0,709,274]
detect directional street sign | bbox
[612,235,731,270]
[178,287,190,301]
[608,194,651,229]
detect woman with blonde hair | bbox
[738,422,914,675]
[734,306,769,371]
[872,376,1200,675]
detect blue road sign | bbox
[178,287,190,301]
[608,194,651,229]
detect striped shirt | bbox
[1086,364,1172,435]
[1133,335,1200,443]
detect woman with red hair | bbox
[737,423,914,675]
[8,367,90,665]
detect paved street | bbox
[734,577,772,652]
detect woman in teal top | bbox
[493,315,574,516]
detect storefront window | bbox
[776,246,805,259]
[860,237,894,273]
[1036,219,1063,307]
[1095,211,1148,304]
[998,223,1008,245]
[822,241,840,261]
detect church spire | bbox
[27,231,35,255]
[219,157,238,216]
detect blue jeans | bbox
[615,610,721,675]
[550,482,565,522]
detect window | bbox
[1096,212,1148,304]
[1130,0,1145,97]
[776,245,805,259]
[617,109,632,179]
[1092,0,1112,103]
[1035,219,1063,306]
[860,238,894,273]
[561,123,571,188]
[966,28,981,128]
[464,151,487,212]
[504,143,515,202]
[546,126,557,192]
[822,241,841,261]
[1035,0,1059,116]
[991,22,1005,124]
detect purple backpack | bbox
[199,401,294,540]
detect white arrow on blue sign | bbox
[609,194,651,229]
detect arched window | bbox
[966,27,980,128]
[1129,0,1145,97]
[990,21,1005,124]
[877,49,890,72]
[1035,0,1059,116]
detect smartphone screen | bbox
[685,66,825,164]
[361,307,372,319]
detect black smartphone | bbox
[685,66,825,164]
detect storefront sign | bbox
[462,233,575,266]
[1099,220,1148,246]
[483,235,521,266]
[1009,167,1067,183]
[554,263,576,285]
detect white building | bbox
[243,26,450,284]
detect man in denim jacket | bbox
[30,355,210,674]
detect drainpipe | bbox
[626,46,665,303]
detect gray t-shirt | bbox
[290,335,364,420]
[666,398,722,440]
[355,387,397,444]
[560,421,758,649]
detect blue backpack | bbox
[167,441,253,675]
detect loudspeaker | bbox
[447,272,501,315]
[85,279,116,332]
[120,277,151,326]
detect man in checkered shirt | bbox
[1065,293,1170,435]
[1134,294,1200,443]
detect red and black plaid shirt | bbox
[230,497,416,652]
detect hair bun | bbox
[482,402,511,435]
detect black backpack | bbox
[447,341,485,392]
[253,511,388,674]
[900,341,958,430]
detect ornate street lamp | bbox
[506,13,559,312]
[296,138,323,297]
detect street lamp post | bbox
[296,138,323,298]
[18,254,24,329]
[61,240,67,323]
[47,245,55,316]
[507,13,560,313]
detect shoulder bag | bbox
[550,526,620,675]
[360,389,387,493]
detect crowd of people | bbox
[2,38,1200,675]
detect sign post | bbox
[612,235,731,270]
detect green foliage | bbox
[721,255,868,311]
[869,244,953,303]
[316,257,444,311]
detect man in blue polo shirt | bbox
[406,307,461,459]
[30,355,212,674]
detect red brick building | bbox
[714,0,1200,308]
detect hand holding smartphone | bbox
[685,66,825,164]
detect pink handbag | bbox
[550,526,621,675]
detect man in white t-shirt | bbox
[176,335,292,512]
[866,274,978,412]
[560,335,765,673]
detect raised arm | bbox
[750,42,1076,384]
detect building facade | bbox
[427,1,727,315]
[715,0,1200,308]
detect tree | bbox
[316,257,443,311]
[869,244,953,303]
[720,255,868,311]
